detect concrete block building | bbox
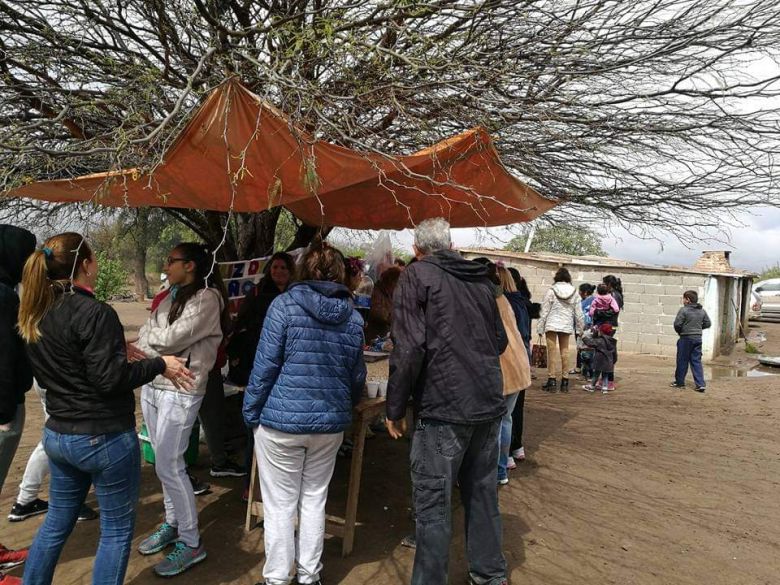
[462,249,754,361]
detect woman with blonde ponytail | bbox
[20,232,194,585]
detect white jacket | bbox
[537,282,585,336]
[137,287,224,395]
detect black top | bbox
[386,250,507,424]
[226,276,283,386]
[0,225,36,424]
[27,285,165,435]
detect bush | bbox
[94,251,129,302]
[758,263,780,281]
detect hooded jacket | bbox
[0,225,35,424]
[386,250,508,424]
[674,303,712,337]
[583,331,618,373]
[537,282,585,335]
[505,290,532,346]
[137,286,224,395]
[243,280,367,434]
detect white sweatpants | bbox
[254,425,342,585]
[141,385,204,548]
[17,383,49,505]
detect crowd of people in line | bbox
[0,217,712,585]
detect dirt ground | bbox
[2,302,780,585]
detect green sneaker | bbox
[153,541,207,577]
[138,522,177,555]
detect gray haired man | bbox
[386,218,508,585]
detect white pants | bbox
[17,383,49,505]
[254,425,342,585]
[141,385,204,547]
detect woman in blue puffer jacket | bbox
[243,243,366,585]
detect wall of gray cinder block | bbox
[462,253,707,357]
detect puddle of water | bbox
[704,365,778,381]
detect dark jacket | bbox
[243,281,366,434]
[386,250,508,424]
[227,277,283,386]
[594,289,624,328]
[27,286,165,435]
[674,303,711,337]
[584,333,618,373]
[0,225,36,424]
[505,291,532,347]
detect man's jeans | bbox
[410,418,506,585]
[675,336,705,388]
[23,428,140,585]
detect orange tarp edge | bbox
[5,78,558,229]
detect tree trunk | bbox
[131,210,150,300]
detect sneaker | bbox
[188,473,210,496]
[138,522,178,555]
[601,388,609,394]
[8,499,48,522]
[582,384,596,393]
[670,382,685,388]
[77,504,98,522]
[568,368,581,375]
[695,386,706,393]
[608,382,616,392]
[497,477,509,486]
[0,574,22,585]
[209,460,247,478]
[0,546,27,571]
[400,534,416,549]
[153,541,207,577]
[507,456,516,470]
[512,447,526,461]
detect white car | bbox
[753,278,780,321]
[749,290,763,320]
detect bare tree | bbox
[1,0,779,255]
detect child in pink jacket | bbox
[589,283,620,326]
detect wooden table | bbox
[244,396,388,557]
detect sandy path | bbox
[2,304,778,585]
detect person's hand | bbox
[161,356,195,392]
[386,418,407,440]
[126,341,147,362]
[0,422,12,432]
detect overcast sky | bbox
[352,205,780,274]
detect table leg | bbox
[244,452,257,532]
[342,413,369,556]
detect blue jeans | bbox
[675,336,705,388]
[410,418,505,585]
[23,428,140,585]
[498,392,520,481]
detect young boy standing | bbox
[671,290,711,392]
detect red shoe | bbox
[0,545,28,571]
[0,573,22,585]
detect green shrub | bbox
[94,251,129,302]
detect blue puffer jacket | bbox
[243,280,367,434]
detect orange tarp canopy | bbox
[6,79,557,229]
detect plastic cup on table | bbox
[366,381,380,399]
[378,380,388,397]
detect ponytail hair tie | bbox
[42,247,53,259]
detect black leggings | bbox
[509,389,526,452]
